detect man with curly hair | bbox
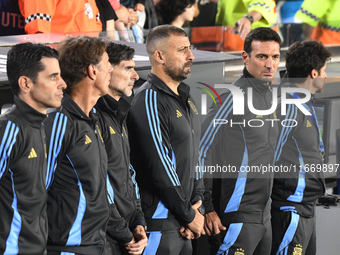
[271,40,331,255]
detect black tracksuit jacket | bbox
[126,73,204,231]
[273,84,325,217]
[44,93,110,255]
[95,95,145,245]
[200,68,278,224]
[0,96,48,255]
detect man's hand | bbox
[233,17,252,40]
[127,9,138,28]
[179,226,194,240]
[125,225,148,255]
[204,211,226,236]
[187,200,205,239]
[134,3,145,12]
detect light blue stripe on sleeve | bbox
[287,137,306,203]
[0,121,19,179]
[145,89,180,186]
[199,94,233,170]
[65,155,86,246]
[275,104,297,162]
[46,112,68,189]
[4,169,22,254]
[130,164,140,199]
[4,169,22,255]
[107,174,114,204]
[224,125,248,213]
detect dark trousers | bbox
[142,230,192,255]
[209,217,272,255]
[271,208,316,255]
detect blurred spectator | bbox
[295,0,340,44]
[0,0,25,36]
[216,0,277,50]
[143,0,158,29]
[191,0,217,27]
[157,0,197,28]
[276,0,304,46]
[109,0,144,42]
[95,0,118,39]
[19,0,102,34]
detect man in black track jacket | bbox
[271,41,331,255]
[126,25,205,255]
[43,36,113,255]
[199,27,281,255]
[95,42,148,255]
[0,43,66,254]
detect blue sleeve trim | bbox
[145,89,180,186]
[4,169,22,254]
[46,112,68,189]
[198,94,233,179]
[129,164,140,199]
[274,104,298,162]
[64,155,86,246]
[107,174,115,204]
[0,121,19,180]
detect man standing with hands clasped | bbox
[95,42,148,255]
[272,40,331,255]
[199,27,281,255]
[127,25,205,255]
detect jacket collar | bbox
[61,93,98,122]
[284,82,314,102]
[14,96,46,128]
[242,67,272,94]
[96,94,130,121]
[147,73,191,101]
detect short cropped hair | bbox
[57,36,107,92]
[244,27,281,55]
[106,42,135,66]
[146,25,187,55]
[286,40,331,81]
[7,42,59,96]
[157,0,196,24]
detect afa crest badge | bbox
[292,244,303,255]
[234,248,244,255]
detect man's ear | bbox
[87,64,96,80]
[311,69,318,79]
[242,51,249,65]
[18,76,33,94]
[154,50,165,65]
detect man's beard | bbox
[164,61,192,83]
[110,85,133,98]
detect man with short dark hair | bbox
[95,42,148,255]
[126,25,205,255]
[271,40,331,255]
[43,36,113,255]
[199,27,281,255]
[1,42,66,254]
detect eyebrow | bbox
[48,72,59,77]
[178,45,191,50]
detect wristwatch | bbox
[244,14,254,24]
[198,204,206,216]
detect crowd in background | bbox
[1,0,340,50]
